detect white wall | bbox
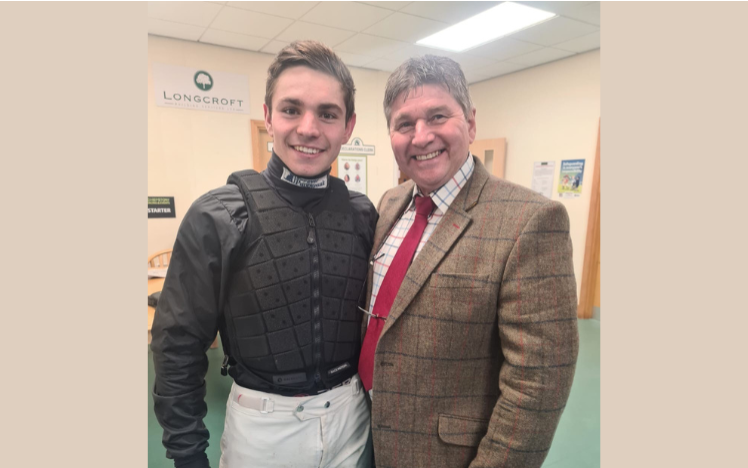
[469,50,601,296]
[148,35,394,255]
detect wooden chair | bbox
[148,249,172,269]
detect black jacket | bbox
[151,154,377,468]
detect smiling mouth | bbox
[412,149,444,161]
[292,145,323,155]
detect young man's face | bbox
[264,66,356,177]
[389,84,476,194]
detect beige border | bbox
[2,3,146,467]
[6,2,747,467]
[604,2,747,467]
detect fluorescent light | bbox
[416,2,556,53]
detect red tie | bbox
[358,195,435,391]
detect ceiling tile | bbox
[147,1,223,27]
[148,18,205,41]
[475,61,525,77]
[301,2,393,32]
[466,37,542,61]
[449,53,496,72]
[563,2,600,26]
[334,34,408,58]
[226,1,318,19]
[399,1,500,25]
[336,52,377,68]
[359,2,412,11]
[275,21,356,47]
[200,29,270,51]
[514,1,593,16]
[364,58,402,72]
[363,12,447,43]
[260,40,290,55]
[554,31,599,53]
[510,16,598,47]
[506,47,575,67]
[387,44,451,63]
[463,69,492,85]
[210,7,294,38]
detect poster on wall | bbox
[337,155,367,195]
[340,137,375,155]
[558,159,586,198]
[148,196,176,218]
[531,161,556,198]
[153,63,250,114]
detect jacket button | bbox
[296,405,304,412]
[325,402,330,408]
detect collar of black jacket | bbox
[264,151,332,210]
[266,151,330,189]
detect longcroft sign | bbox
[153,63,250,114]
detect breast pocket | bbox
[429,272,490,289]
[420,273,497,323]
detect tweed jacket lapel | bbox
[379,157,491,339]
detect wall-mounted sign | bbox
[558,159,586,198]
[153,63,250,114]
[337,155,367,195]
[531,161,555,198]
[148,196,176,218]
[340,137,375,155]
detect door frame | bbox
[250,119,268,171]
[578,121,601,319]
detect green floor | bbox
[148,319,600,468]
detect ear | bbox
[343,112,357,142]
[467,108,477,144]
[263,103,274,138]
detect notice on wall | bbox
[148,196,176,218]
[338,155,367,195]
[558,159,586,198]
[340,137,375,155]
[531,161,556,198]
[153,63,250,114]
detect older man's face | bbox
[389,84,476,194]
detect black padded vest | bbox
[220,170,370,395]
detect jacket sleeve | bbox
[470,201,580,468]
[150,187,246,468]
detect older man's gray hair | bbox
[383,55,474,127]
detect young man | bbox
[151,41,376,468]
[358,55,579,468]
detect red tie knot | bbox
[414,195,435,218]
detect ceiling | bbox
[148,1,599,84]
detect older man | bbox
[358,55,579,468]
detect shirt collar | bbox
[406,152,475,215]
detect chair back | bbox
[148,249,172,269]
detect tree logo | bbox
[194,71,213,91]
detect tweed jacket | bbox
[364,157,579,468]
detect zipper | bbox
[307,213,322,383]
